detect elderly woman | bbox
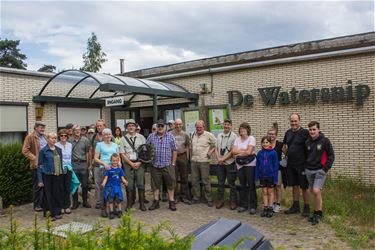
[55,129,73,214]
[37,132,64,221]
[94,128,119,217]
[232,122,257,215]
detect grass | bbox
[210,174,375,249]
[322,176,375,249]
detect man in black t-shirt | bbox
[283,113,310,217]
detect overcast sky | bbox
[1,0,374,74]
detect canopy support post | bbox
[153,94,158,123]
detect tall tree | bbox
[0,38,27,69]
[80,32,107,72]
[38,64,56,73]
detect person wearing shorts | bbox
[305,121,335,225]
[283,113,310,217]
[256,136,279,218]
[146,119,178,211]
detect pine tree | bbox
[0,38,27,69]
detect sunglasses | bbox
[157,124,165,128]
[60,135,68,137]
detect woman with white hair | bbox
[94,128,119,217]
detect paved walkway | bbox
[0,194,349,249]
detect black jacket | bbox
[283,127,309,167]
[305,133,335,172]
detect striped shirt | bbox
[146,132,177,168]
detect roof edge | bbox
[0,67,54,78]
[123,31,375,78]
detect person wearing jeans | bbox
[232,122,257,215]
[215,119,237,210]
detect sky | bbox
[1,0,374,74]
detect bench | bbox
[190,217,273,249]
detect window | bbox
[0,104,28,144]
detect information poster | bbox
[208,107,229,137]
[116,119,125,131]
[184,110,200,135]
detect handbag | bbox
[235,154,256,165]
[279,156,288,168]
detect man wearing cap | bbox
[66,123,74,138]
[146,119,178,211]
[215,119,238,209]
[69,125,92,209]
[167,120,175,132]
[190,120,216,207]
[22,121,47,211]
[170,119,191,203]
[120,119,147,211]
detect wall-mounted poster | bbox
[183,110,200,135]
[207,105,230,137]
[116,119,126,131]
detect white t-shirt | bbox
[234,136,256,168]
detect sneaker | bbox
[148,200,160,210]
[109,211,115,219]
[237,207,247,213]
[284,202,300,214]
[169,201,177,211]
[55,215,63,220]
[249,208,257,215]
[34,206,43,212]
[301,205,310,218]
[117,210,122,218]
[64,208,71,214]
[266,208,274,218]
[61,209,65,214]
[273,203,281,213]
[260,208,267,217]
[101,209,108,218]
[311,214,322,225]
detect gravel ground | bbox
[0,175,349,249]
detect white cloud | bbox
[1,1,374,74]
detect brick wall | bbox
[159,53,375,184]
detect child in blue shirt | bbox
[256,136,279,218]
[101,153,128,219]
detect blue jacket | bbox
[255,148,279,184]
[37,145,63,183]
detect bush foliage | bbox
[0,208,195,250]
[0,144,32,206]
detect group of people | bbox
[22,112,334,225]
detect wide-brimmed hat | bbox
[88,128,95,133]
[125,119,137,127]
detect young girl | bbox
[256,136,279,218]
[101,153,128,219]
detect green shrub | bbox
[0,208,195,250]
[0,143,32,207]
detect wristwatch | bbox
[171,163,176,167]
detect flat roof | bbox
[124,32,375,79]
